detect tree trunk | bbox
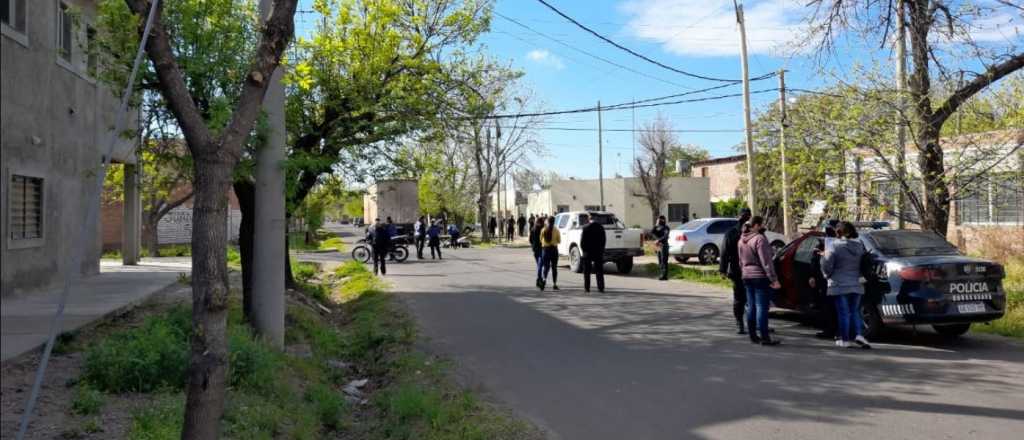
[285,219,296,289]
[233,179,256,322]
[142,218,160,258]
[182,158,233,440]
[918,126,950,235]
[477,203,489,241]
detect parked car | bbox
[774,229,1007,338]
[668,218,788,265]
[553,211,644,274]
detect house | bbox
[363,179,419,225]
[847,129,1023,254]
[489,186,527,220]
[2,0,139,297]
[690,154,745,203]
[525,176,710,227]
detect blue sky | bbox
[295,0,1022,180]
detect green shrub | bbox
[227,324,281,392]
[128,394,184,440]
[334,260,368,278]
[293,262,319,283]
[82,307,190,393]
[305,383,346,430]
[71,384,105,415]
[319,237,346,252]
[227,246,241,268]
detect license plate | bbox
[957,302,986,314]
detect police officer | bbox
[370,218,391,276]
[719,208,752,334]
[651,215,671,281]
[580,213,606,293]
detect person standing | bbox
[370,218,391,276]
[539,216,561,291]
[719,208,752,334]
[447,222,460,248]
[651,215,671,281]
[517,214,527,237]
[506,217,515,241]
[813,222,839,340]
[488,216,498,238]
[738,216,781,346]
[528,214,536,234]
[427,221,443,260]
[414,216,426,259]
[580,214,606,293]
[821,221,871,349]
[529,217,545,288]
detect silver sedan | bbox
[668,218,788,264]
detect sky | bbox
[295,0,1023,181]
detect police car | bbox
[773,229,1007,338]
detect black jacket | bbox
[580,222,606,256]
[719,224,742,278]
[370,225,391,252]
[529,226,542,257]
[651,224,670,246]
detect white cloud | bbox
[619,0,812,57]
[526,49,565,70]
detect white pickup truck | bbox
[553,211,645,274]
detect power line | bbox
[466,88,779,120]
[494,12,696,90]
[534,0,775,83]
[534,127,747,133]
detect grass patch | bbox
[975,257,1023,338]
[70,384,105,416]
[82,307,191,392]
[319,236,347,252]
[289,231,321,252]
[640,263,733,289]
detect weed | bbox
[319,237,346,252]
[128,394,184,440]
[227,246,241,268]
[82,307,190,392]
[640,263,733,289]
[70,383,105,415]
[82,417,103,434]
[227,324,282,392]
[293,262,320,283]
[305,383,347,430]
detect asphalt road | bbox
[375,242,1023,440]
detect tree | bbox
[804,0,1024,235]
[665,144,709,177]
[418,140,477,224]
[634,115,678,224]
[117,1,297,437]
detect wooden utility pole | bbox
[778,69,791,238]
[598,100,605,209]
[895,0,907,230]
[734,0,758,214]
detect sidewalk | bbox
[1,258,190,362]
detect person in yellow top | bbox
[539,216,561,291]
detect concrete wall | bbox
[524,177,710,228]
[692,158,744,202]
[363,179,419,224]
[2,0,135,297]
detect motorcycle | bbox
[351,235,409,263]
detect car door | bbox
[706,219,738,249]
[555,214,572,255]
[773,232,822,310]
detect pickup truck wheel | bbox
[616,257,634,274]
[933,323,971,338]
[698,244,719,265]
[673,255,688,263]
[569,246,583,273]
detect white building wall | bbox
[524,177,710,228]
[158,207,242,244]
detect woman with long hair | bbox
[529,217,545,288]
[539,216,561,291]
[738,216,781,346]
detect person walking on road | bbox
[414,216,426,259]
[427,221,443,260]
[651,215,671,281]
[580,213,606,293]
[539,216,561,291]
[738,216,781,346]
[821,221,872,349]
[489,216,498,238]
[529,217,545,288]
[719,208,752,334]
[370,218,391,276]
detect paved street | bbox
[383,244,1024,440]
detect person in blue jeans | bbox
[821,221,872,349]
[528,217,545,287]
[737,216,782,346]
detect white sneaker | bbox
[854,335,872,349]
[835,340,849,348]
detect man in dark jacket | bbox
[370,218,391,276]
[517,215,527,237]
[580,214,607,293]
[488,216,498,238]
[719,208,752,334]
[651,215,671,281]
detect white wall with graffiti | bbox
[158,207,243,244]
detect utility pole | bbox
[895,0,907,230]
[253,0,286,348]
[778,69,791,238]
[598,100,605,209]
[734,0,758,214]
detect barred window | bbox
[10,175,44,240]
[1,0,27,34]
[667,203,689,222]
[958,173,1024,225]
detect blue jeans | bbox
[542,247,558,284]
[535,253,544,281]
[744,278,773,340]
[834,294,864,342]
